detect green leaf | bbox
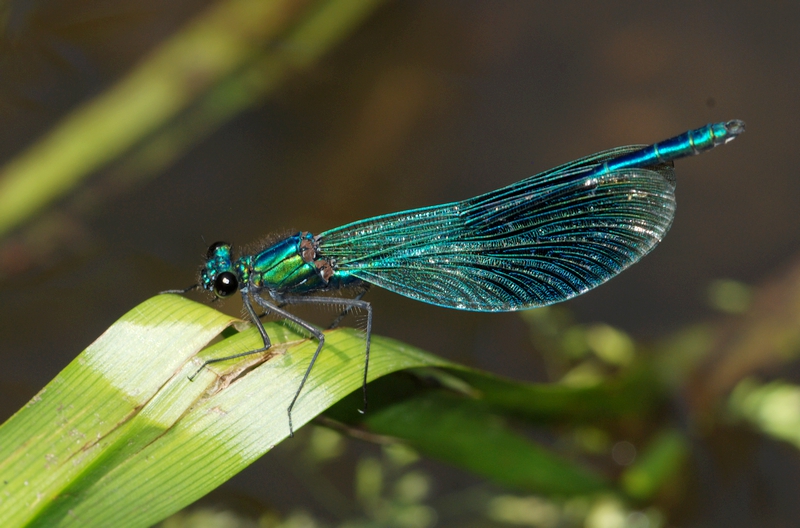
[621,429,689,500]
[361,390,609,495]
[326,370,615,495]
[323,358,662,495]
[0,294,448,527]
[443,365,663,423]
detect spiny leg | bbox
[278,295,373,415]
[250,293,326,437]
[159,284,200,295]
[327,284,371,330]
[256,285,370,330]
[256,300,288,320]
[187,290,272,381]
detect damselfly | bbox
[176,120,744,435]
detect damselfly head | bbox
[200,241,239,298]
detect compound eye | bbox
[207,241,230,259]
[213,271,238,297]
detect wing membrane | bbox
[317,146,676,311]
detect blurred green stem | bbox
[0,0,386,239]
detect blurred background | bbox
[1,1,799,526]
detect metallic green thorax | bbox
[200,232,355,297]
[248,233,323,292]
